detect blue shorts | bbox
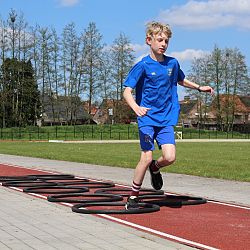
[139,125,175,151]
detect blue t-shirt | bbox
[123,55,185,128]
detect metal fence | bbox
[0,127,249,141]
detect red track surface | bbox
[1,163,249,250]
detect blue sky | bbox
[1,0,250,99]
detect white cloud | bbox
[158,0,250,30]
[131,43,149,55]
[57,0,79,7]
[169,49,209,63]
[131,43,208,64]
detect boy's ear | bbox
[146,36,152,45]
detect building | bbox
[179,95,250,132]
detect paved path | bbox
[0,154,249,250]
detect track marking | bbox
[99,214,219,250]
[208,200,250,210]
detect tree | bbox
[0,58,40,127]
[80,22,104,115]
[188,54,213,128]
[188,45,249,131]
[61,22,81,124]
[19,60,41,126]
[109,33,135,123]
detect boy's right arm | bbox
[123,87,150,117]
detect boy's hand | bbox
[199,86,214,95]
[134,106,151,117]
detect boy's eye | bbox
[157,39,169,43]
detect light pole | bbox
[9,10,17,126]
[9,10,17,59]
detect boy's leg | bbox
[133,150,153,189]
[126,126,154,210]
[155,126,176,167]
[157,144,176,167]
[149,126,176,190]
[125,150,153,210]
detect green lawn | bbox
[0,141,249,182]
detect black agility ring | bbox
[2,180,58,187]
[0,175,37,182]
[71,202,160,214]
[47,193,123,203]
[28,174,75,180]
[23,186,89,194]
[95,188,164,197]
[140,194,207,206]
[46,178,89,185]
[53,181,115,189]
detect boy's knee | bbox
[162,154,176,166]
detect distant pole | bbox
[9,10,17,59]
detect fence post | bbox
[82,131,85,141]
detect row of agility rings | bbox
[0,174,207,214]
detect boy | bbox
[123,21,214,210]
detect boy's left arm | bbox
[178,79,214,95]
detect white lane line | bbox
[99,214,219,250]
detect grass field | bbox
[0,140,249,182]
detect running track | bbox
[0,163,249,250]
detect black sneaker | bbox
[125,196,140,210]
[149,160,163,190]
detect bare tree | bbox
[109,33,135,123]
[99,49,113,101]
[80,22,103,115]
[110,33,135,101]
[228,48,248,130]
[188,54,213,128]
[61,22,81,124]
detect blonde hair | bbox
[145,21,172,42]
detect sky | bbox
[0,0,250,99]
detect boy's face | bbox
[147,32,169,56]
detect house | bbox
[93,99,136,124]
[179,97,200,127]
[82,101,98,117]
[179,96,215,128]
[210,94,250,131]
[179,95,250,131]
[41,95,93,126]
